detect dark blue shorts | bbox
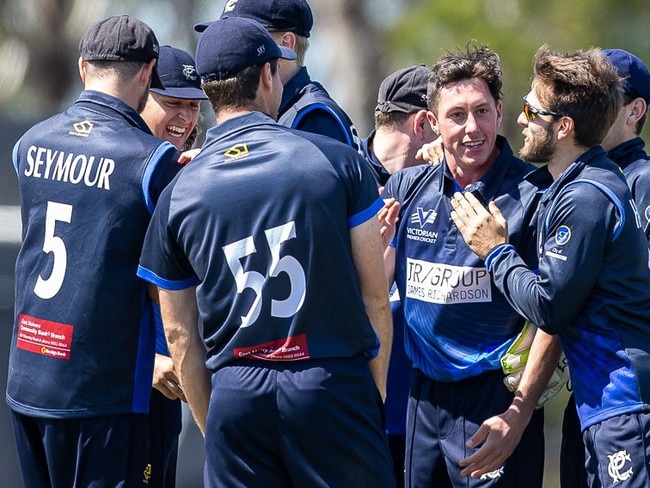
[560,393,588,488]
[203,356,396,488]
[405,368,544,487]
[583,411,650,487]
[12,411,150,487]
[148,389,182,488]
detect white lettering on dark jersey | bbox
[25,145,114,190]
[405,258,491,304]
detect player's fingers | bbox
[489,200,507,228]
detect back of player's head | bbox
[375,64,431,129]
[427,43,503,113]
[602,49,650,108]
[195,0,313,38]
[195,17,296,82]
[376,65,431,115]
[80,15,163,88]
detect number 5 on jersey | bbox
[34,201,72,300]
[222,221,306,328]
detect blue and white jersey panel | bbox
[382,136,539,382]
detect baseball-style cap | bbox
[195,17,297,82]
[603,48,650,107]
[79,15,163,88]
[150,45,208,100]
[376,64,431,114]
[195,0,313,38]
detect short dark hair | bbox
[202,59,278,114]
[427,43,503,113]
[374,110,411,130]
[533,46,623,148]
[84,60,146,85]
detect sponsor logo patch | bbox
[555,225,571,245]
[234,334,309,361]
[16,313,74,360]
[224,143,250,160]
[69,120,93,137]
[405,259,491,304]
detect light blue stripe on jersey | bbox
[348,196,383,228]
[141,141,178,214]
[137,265,200,291]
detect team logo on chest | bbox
[607,449,633,483]
[410,207,437,228]
[406,207,439,244]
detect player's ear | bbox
[279,32,296,50]
[413,110,428,137]
[78,57,86,82]
[426,110,440,137]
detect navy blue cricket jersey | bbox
[360,130,392,187]
[138,111,383,371]
[7,90,181,418]
[278,67,361,152]
[383,136,547,382]
[486,147,650,430]
[609,137,650,243]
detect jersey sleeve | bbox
[341,150,384,228]
[142,142,182,213]
[488,183,615,334]
[137,185,200,291]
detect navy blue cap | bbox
[80,15,163,88]
[195,17,297,82]
[376,64,431,114]
[603,48,650,107]
[150,45,207,100]
[195,0,313,38]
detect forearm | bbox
[366,297,392,401]
[174,333,211,435]
[158,287,210,434]
[350,217,393,400]
[510,329,562,418]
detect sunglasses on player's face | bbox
[522,97,562,122]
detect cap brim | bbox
[278,46,297,61]
[194,21,212,33]
[150,86,208,100]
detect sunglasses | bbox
[522,97,562,121]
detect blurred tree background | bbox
[1,1,649,486]
[1,0,649,141]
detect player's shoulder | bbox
[383,163,438,201]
